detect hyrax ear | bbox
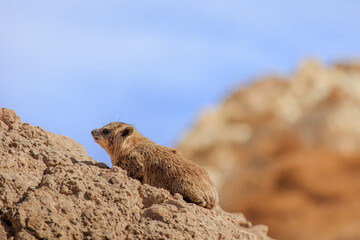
[121,127,134,138]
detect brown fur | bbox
[91,122,219,209]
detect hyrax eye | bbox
[102,129,109,134]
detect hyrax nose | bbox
[91,130,96,135]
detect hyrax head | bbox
[91,122,134,154]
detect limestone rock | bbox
[0,108,272,240]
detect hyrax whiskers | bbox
[91,122,218,209]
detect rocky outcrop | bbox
[179,61,360,240]
[0,108,272,240]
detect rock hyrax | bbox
[91,122,218,209]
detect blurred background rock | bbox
[179,61,360,240]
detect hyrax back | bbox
[91,122,219,209]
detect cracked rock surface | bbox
[0,108,272,240]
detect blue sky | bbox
[1,1,360,166]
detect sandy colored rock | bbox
[178,60,360,240]
[0,108,272,240]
